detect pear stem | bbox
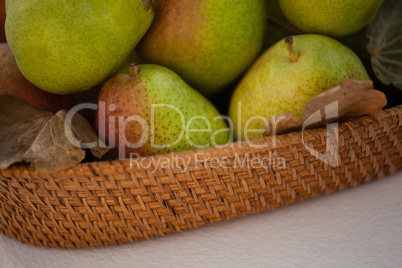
[285,36,300,63]
[130,63,139,76]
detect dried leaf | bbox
[0,96,110,172]
[367,0,402,89]
[264,80,387,136]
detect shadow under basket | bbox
[0,105,401,248]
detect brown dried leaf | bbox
[0,96,110,172]
[264,80,388,136]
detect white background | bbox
[1,171,401,268]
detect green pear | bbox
[229,35,371,141]
[5,0,154,94]
[0,43,99,114]
[137,0,266,96]
[279,0,384,37]
[96,64,230,157]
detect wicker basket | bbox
[0,105,401,248]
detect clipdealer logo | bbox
[63,101,341,171]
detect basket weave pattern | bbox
[0,106,401,248]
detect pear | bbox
[137,0,266,96]
[0,43,99,113]
[0,0,5,42]
[229,35,371,141]
[5,0,154,94]
[279,0,384,37]
[96,64,230,157]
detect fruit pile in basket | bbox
[0,0,400,172]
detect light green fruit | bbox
[229,34,370,141]
[137,0,266,96]
[5,0,154,94]
[279,0,384,37]
[96,64,231,157]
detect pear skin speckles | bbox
[97,64,230,157]
[138,0,266,96]
[279,0,385,37]
[229,34,371,141]
[96,72,151,156]
[6,0,154,94]
[0,43,82,113]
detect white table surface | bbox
[1,171,401,268]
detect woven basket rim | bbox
[2,104,401,179]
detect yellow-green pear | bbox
[229,35,370,141]
[137,0,266,96]
[279,0,384,37]
[5,0,154,94]
[96,64,231,157]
